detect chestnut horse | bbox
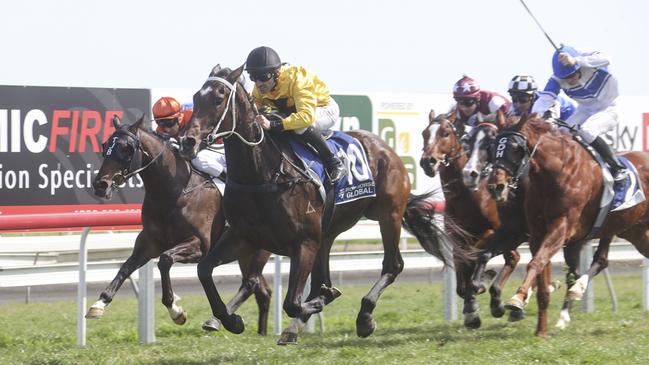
[420,111,530,328]
[488,114,649,336]
[179,65,452,342]
[90,115,272,335]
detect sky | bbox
[2,0,649,96]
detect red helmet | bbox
[453,75,480,99]
[152,97,183,120]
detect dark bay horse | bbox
[420,111,530,328]
[488,114,649,336]
[90,115,272,335]
[179,65,452,341]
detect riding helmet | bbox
[552,44,581,79]
[152,97,183,120]
[508,75,538,95]
[453,75,480,99]
[245,46,282,74]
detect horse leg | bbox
[197,230,251,334]
[505,218,568,322]
[569,236,613,301]
[356,216,404,338]
[490,249,520,319]
[278,236,341,345]
[461,260,482,329]
[157,237,203,325]
[203,249,273,335]
[535,263,552,337]
[283,241,323,319]
[555,242,581,329]
[86,233,156,319]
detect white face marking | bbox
[200,86,213,96]
[426,124,440,147]
[466,129,486,172]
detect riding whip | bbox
[518,0,559,51]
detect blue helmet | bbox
[552,45,581,79]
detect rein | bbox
[203,76,265,147]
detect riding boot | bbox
[300,127,347,183]
[589,136,628,182]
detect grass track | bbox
[1,272,649,364]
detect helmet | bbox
[245,46,281,74]
[508,75,537,95]
[453,75,480,99]
[152,97,182,120]
[552,45,581,79]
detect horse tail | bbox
[401,190,455,268]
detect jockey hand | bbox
[559,52,577,66]
[255,114,271,130]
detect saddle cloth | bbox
[288,131,376,205]
[611,156,645,212]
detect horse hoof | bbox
[356,313,377,338]
[504,296,525,312]
[277,331,298,345]
[464,313,482,329]
[490,301,506,318]
[320,285,343,304]
[202,317,221,332]
[222,314,245,334]
[172,311,187,325]
[507,309,525,322]
[85,307,104,319]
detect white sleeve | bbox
[575,51,610,68]
[531,92,557,115]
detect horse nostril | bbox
[470,170,478,178]
[93,180,108,191]
[496,184,505,194]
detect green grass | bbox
[1,272,649,364]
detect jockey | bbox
[152,96,227,181]
[245,46,347,183]
[531,45,628,182]
[451,75,511,150]
[507,75,576,120]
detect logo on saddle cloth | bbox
[288,132,376,205]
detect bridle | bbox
[201,76,265,147]
[102,128,164,186]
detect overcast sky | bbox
[3,0,648,96]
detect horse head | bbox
[462,110,509,191]
[93,115,147,199]
[420,110,463,177]
[180,64,248,159]
[486,112,536,203]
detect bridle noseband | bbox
[102,128,164,186]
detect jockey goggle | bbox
[455,98,477,107]
[511,94,533,103]
[156,118,179,128]
[250,72,274,83]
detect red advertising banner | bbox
[0,85,150,215]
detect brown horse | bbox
[488,113,649,336]
[89,115,272,335]
[420,110,530,328]
[179,65,451,342]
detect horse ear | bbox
[208,64,222,77]
[112,114,122,129]
[227,64,245,84]
[517,111,529,131]
[428,109,436,124]
[133,114,146,130]
[495,109,506,129]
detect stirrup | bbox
[327,158,347,183]
[613,168,629,182]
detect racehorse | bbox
[488,113,649,336]
[420,110,530,328]
[89,115,272,335]
[179,65,452,343]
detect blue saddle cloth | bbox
[611,156,645,211]
[288,131,376,205]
